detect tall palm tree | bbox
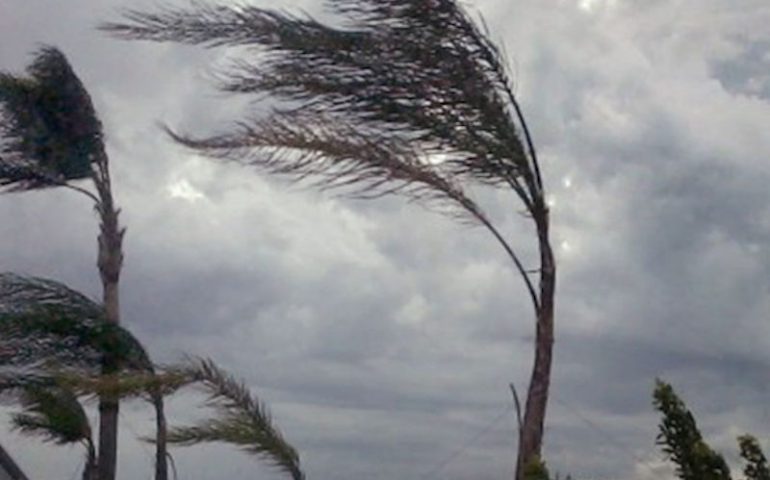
[103,1,556,476]
[0,49,167,480]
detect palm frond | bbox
[0,273,151,373]
[165,358,304,480]
[11,383,91,446]
[165,113,488,224]
[0,374,98,479]
[58,370,192,400]
[0,47,103,191]
[102,0,540,214]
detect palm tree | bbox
[0,48,166,480]
[0,273,152,479]
[103,1,556,476]
[0,273,306,480]
[0,272,160,476]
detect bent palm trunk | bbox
[516,210,556,480]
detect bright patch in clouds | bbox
[424,153,448,165]
[167,178,205,202]
[578,0,616,12]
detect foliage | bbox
[0,45,130,480]
[0,272,161,478]
[653,380,770,480]
[653,379,731,480]
[101,0,545,300]
[0,373,97,480]
[522,456,550,480]
[0,273,152,373]
[0,46,103,191]
[58,370,191,400]
[10,383,91,446]
[739,435,770,480]
[163,357,305,480]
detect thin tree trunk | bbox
[84,439,98,480]
[515,209,556,480]
[93,157,168,480]
[153,392,168,480]
[96,184,124,480]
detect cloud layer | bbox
[1,0,769,479]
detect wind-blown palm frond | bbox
[11,383,91,446]
[102,0,539,210]
[0,273,151,372]
[103,0,541,303]
[164,113,489,223]
[0,47,103,191]
[165,358,304,480]
[0,375,98,480]
[58,370,192,400]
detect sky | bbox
[1,0,770,479]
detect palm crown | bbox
[0,47,104,191]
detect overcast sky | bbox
[1,0,770,479]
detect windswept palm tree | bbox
[0,48,167,480]
[103,1,556,476]
[0,273,128,480]
[0,274,305,480]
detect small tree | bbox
[653,379,731,480]
[739,435,770,480]
[0,48,166,480]
[653,379,770,480]
[104,2,556,476]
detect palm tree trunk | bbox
[515,210,556,480]
[96,188,123,480]
[84,439,98,480]
[93,159,168,480]
[153,392,168,480]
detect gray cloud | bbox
[1,1,770,479]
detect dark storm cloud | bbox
[1,1,769,479]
